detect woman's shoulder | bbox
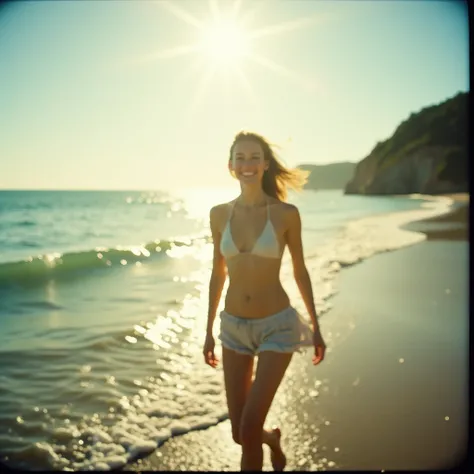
[270,199,300,230]
[270,198,299,214]
[211,199,235,212]
[210,200,235,222]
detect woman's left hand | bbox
[312,328,326,365]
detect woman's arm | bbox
[285,205,319,331]
[206,205,227,336]
[286,204,325,365]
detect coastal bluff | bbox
[344,91,468,195]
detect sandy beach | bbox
[127,198,469,472]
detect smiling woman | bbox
[200,19,250,65]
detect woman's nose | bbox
[241,160,255,169]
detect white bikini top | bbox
[220,199,282,260]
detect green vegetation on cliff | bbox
[345,91,468,195]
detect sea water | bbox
[0,188,453,470]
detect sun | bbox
[124,0,327,114]
[200,20,250,65]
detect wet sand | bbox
[402,193,469,241]
[128,200,469,471]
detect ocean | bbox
[0,188,453,471]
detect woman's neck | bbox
[237,186,267,208]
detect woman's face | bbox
[230,140,268,184]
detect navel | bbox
[245,295,251,303]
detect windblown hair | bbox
[229,131,309,202]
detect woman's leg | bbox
[222,346,255,445]
[239,351,293,471]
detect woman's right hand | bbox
[203,333,219,368]
[312,327,326,366]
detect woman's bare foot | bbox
[266,426,286,471]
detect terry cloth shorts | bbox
[218,306,314,356]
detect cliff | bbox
[298,162,356,190]
[344,91,468,195]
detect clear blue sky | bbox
[0,0,468,191]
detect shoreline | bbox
[127,195,468,471]
[2,191,468,471]
[129,239,468,471]
[402,193,469,241]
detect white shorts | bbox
[219,306,313,356]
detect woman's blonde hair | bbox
[229,131,308,201]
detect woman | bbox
[203,131,326,471]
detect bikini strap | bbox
[266,197,270,220]
[228,200,237,223]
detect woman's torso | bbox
[218,197,291,319]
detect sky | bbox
[0,0,469,191]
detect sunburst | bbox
[122,0,328,115]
